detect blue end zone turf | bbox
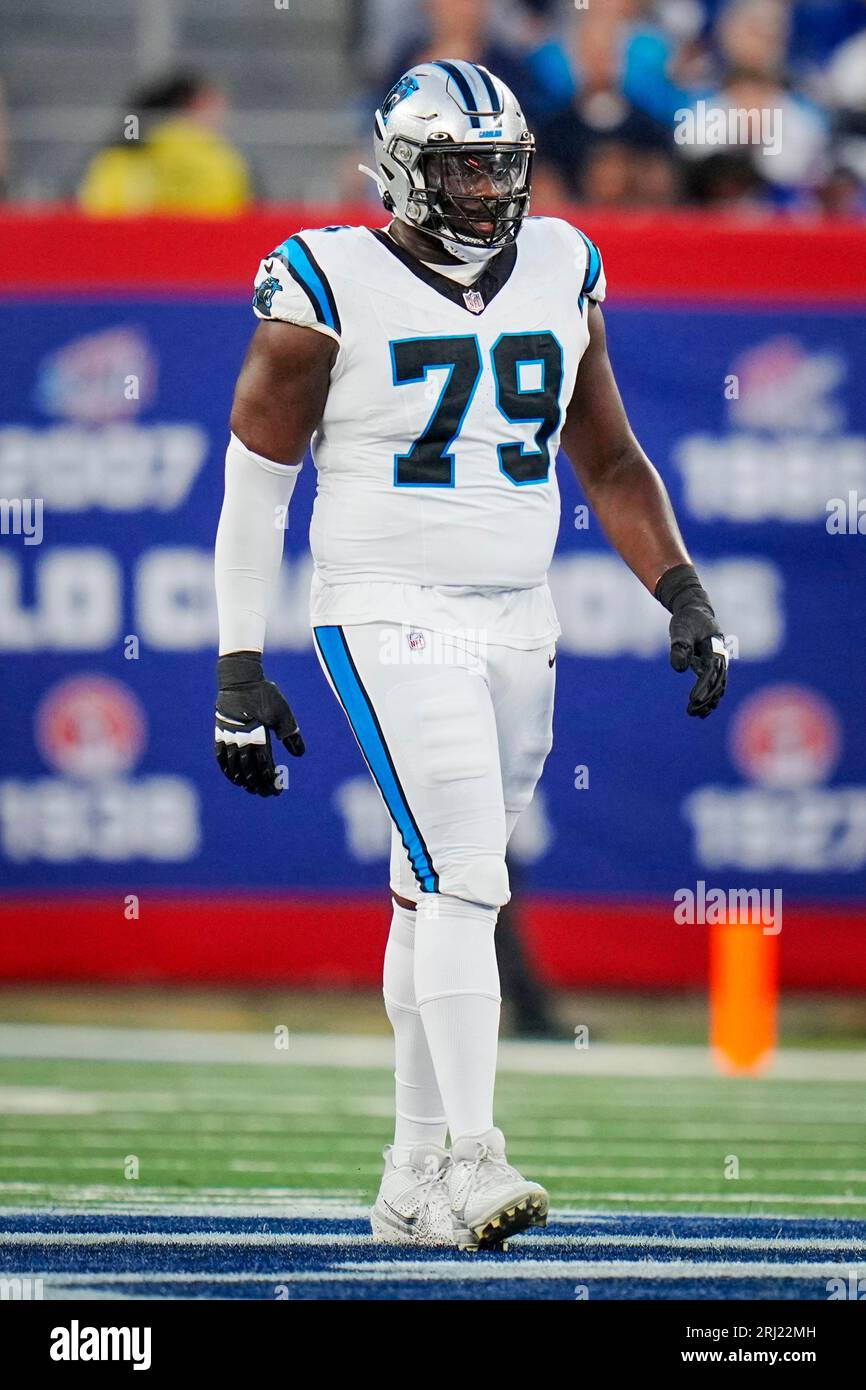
[3,1212,865,1300]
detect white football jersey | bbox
[251,217,605,641]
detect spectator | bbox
[632,144,684,203]
[814,161,866,216]
[78,70,252,217]
[666,3,829,209]
[714,0,791,79]
[826,15,866,109]
[825,21,866,184]
[358,0,426,93]
[717,69,828,198]
[384,0,542,126]
[683,148,770,209]
[537,12,673,202]
[582,141,640,205]
[507,0,576,120]
[622,0,713,127]
[689,1,831,204]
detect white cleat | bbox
[370,1142,455,1246]
[448,1127,549,1251]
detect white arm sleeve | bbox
[214,433,301,655]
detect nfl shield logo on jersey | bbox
[463,288,485,314]
[407,630,425,651]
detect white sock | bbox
[383,900,448,1166]
[414,894,501,1141]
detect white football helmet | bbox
[367,60,535,264]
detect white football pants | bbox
[313,623,555,906]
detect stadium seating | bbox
[2,0,354,201]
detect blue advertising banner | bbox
[2,293,865,905]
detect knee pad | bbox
[437,854,510,910]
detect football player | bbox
[214,61,728,1250]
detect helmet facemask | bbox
[411,145,533,256]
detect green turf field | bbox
[2,1044,865,1218]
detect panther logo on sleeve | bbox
[253,275,282,317]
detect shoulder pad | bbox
[574,227,606,305]
[252,232,342,340]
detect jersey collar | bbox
[369,228,518,315]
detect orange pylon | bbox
[710,917,779,1075]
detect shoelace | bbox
[410,1162,449,1215]
[458,1142,512,1210]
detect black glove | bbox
[215,651,305,797]
[655,564,728,719]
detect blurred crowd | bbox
[57,0,866,217]
[358,0,866,215]
[77,71,253,217]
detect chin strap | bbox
[436,234,501,266]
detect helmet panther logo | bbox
[253,275,282,317]
[382,72,419,124]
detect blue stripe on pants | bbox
[313,625,438,893]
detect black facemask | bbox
[417,147,533,250]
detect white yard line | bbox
[13,1261,859,1285]
[3,1230,866,1254]
[0,1087,393,1119]
[331,1258,856,1281]
[6,1150,866,1186]
[328,1259,857,1282]
[2,1133,863,1160]
[3,1193,865,1220]
[0,1086,106,1114]
[228,1161,378,1175]
[530,1166,866,1182]
[0,1025,864,1080]
[553,1191,866,1206]
[0,1187,368,1216]
[4,1185,866,1211]
[0,1231,378,1247]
